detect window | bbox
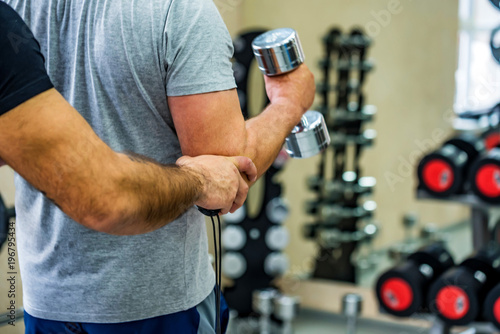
[455,0,500,113]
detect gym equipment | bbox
[0,195,15,251]
[307,173,375,201]
[483,128,500,150]
[376,243,454,317]
[252,289,277,334]
[306,27,376,283]
[483,282,500,330]
[265,197,290,224]
[342,293,363,334]
[428,243,500,326]
[252,28,331,159]
[273,295,300,334]
[490,0,500,10]
[221,225,247,251]
[305,200,376,224]
[417,135,485,197]
[469,146,500,203]
[264,252,289,276]
[222,252,247,279]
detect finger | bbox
[220,206,230,215]
[175,155,192,166]
[230,175,249,213]
[229,156,258,182]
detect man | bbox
[0,2,257,231]
[4,0,315,333]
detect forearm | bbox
[243,101,303,177]
[0,89,204,235]
[92,153,203,235]
[170,91,305,180]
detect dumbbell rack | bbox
[304,27,378,283]
[416,190,499,334]
[417,190,496,251]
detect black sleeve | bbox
[0,2,53,115]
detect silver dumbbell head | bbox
[265,226,290,251]
[252,28,305,76]
[222,225,247,251]
[285,110,331,158]
[273,295,300,321]
[222,252,247,279]
[264,252,289,276]
[342,293,363,317]
[266,197,290,224]
[252,289,278,315]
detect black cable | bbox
[210,215,222,334]
[217,215,222,334]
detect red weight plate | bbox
[494,297,500,324]
[380,278,414,312]
[475,164,500,198]
[422,159,454,193]
[436,286,470,320]
[485,132,500,150]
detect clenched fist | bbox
[176,155,257,215]
[264,63,315,117]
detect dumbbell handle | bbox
[259,314,271,334]
[252,29,330,159]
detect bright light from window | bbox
[455,0,500,113]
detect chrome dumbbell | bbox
[273,294,300,334]
[342,294,363,334]
[252,289,278,334]
[252,28,330,159]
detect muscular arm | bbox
[169,64,315,177]
[0,89,256,235]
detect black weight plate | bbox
[484,283,500,330]
[490,0,500,10]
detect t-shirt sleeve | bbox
[0,2,53,115]
[163,0,237,96]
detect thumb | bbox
[229,156,258,182]
[176,155,192,166]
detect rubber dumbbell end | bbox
[483,283,500,330]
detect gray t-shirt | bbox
[4,0,236,323]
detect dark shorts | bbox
[24,288,229,334]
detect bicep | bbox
[168,89,248,157]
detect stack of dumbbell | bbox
[303,27,378,283]
[417,132,500,204]
[376,242,500,331]
[248,289,300,334]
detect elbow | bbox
[76,196,135,235]
[79,209,123,235]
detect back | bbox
[4,0,236,323]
